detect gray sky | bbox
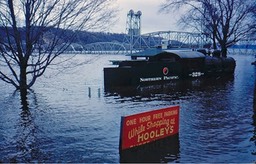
[110,0,180,34]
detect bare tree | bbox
[160,0,256,57]
[0,0,116,96]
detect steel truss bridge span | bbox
[140,30,209,48]
[62,30,255,55]
[61,30,210,54]
[83,42,129,54]
[63,42,130,54]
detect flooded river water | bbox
[0,53,255,162]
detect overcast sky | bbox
[110,0,180,34]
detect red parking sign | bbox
[120,106,179,150]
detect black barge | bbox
[104,49,236,88]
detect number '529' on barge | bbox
[104,49,236,88]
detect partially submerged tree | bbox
[160,0,256,57]
[0,0,116,95]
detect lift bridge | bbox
[70,31,209,54]
[65,10,255,55]
[63,9,209,54]
[56,32,256,55]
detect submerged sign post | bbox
[120,106,179,150]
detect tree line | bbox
[0,26,126,47]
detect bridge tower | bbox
[126,9,142,36]
[124,10,142,52]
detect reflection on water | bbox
[105,76,234,98]
[120,135,180,163]
[0,54,255,162]
[4,91,49,162]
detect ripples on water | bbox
[0,54,255,162]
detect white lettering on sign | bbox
[140,76,179,83]
[163,76,179,80]
[140,77,162,82]
[188,72,205,77]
